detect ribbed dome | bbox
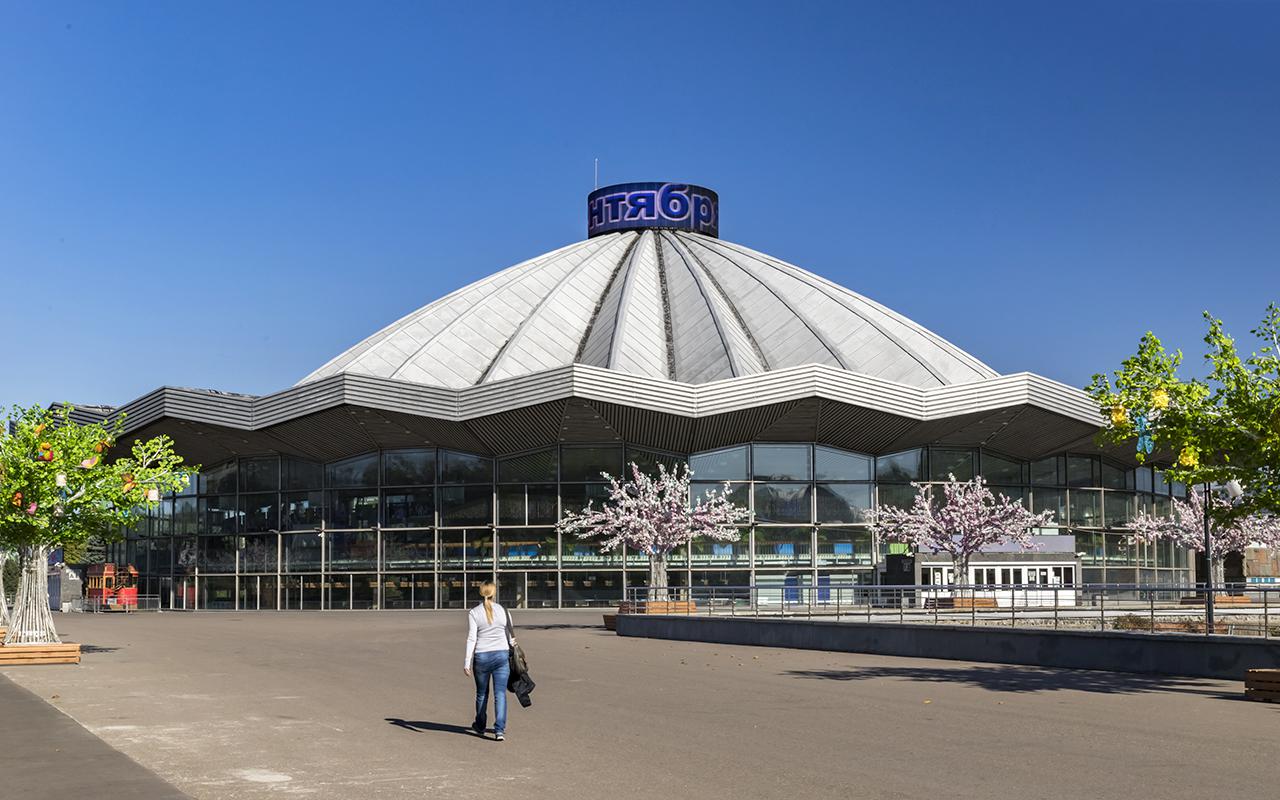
[298,230,997,389]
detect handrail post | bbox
[835,585,841,622]
[1148,588,1155,633]
[1054,586,1059,630]
[1265,588,1270,639]
[970,584,976,627]
[1099,586,1105,632]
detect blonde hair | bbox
[479,581,497,624]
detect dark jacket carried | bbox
[505,614,536,707]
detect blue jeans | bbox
[472,650,510,734]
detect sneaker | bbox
[471,722,485,735]
[495,732,505,741]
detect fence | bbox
[621,583,1280,639]
[85,594,163,613]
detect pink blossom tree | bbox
[557,462,748,597]
[1129,487,1280,586]
[868,475,1055,585]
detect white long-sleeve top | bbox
[464,603,511,670]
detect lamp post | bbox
[1202,482,1214,634]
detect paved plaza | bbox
[2,610,1277,799]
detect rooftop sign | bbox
[587,182,718,239]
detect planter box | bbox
[1245,669,1280,703]
[603,614,617,631]
[0,642,81,666]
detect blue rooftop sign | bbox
[587,182,719,239]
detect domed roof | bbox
[298,229,997,389]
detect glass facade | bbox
[109,444,1192,610]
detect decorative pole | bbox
[1203,482,1214,634]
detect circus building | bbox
[81,182,1194,610]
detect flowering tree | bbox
[1129,487,1280,586]
[868,475,1055,585]
[0,405,192,645]
[557,463,748,597]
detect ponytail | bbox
[479,580,497,624]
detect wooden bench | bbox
[617,600,699,616]
[924,597,998,610]
[0,643,81,666]
[1245,669,1280,703]
[1179,595,1255,606]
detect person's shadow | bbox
[385,718,483,736]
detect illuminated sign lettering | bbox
[587,182,719,238]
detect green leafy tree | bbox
[0,405,193,644]
[1087,305,1280,521]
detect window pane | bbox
[930,449,974,482]
[561,571,624,608]
[1069,489,1102,527]
[382,489,435,528]
[281,491,323,531]
[877,483,922,511]
[498,528,557,567]
[382,449,436,486]
[199,461,237,495]
[814,447,872,481]
[1032,488,1067,524]
[498,486,525,526]
[239,457,279,492]
[498,449,557,483]
[328,531,377,570]
[560,446,623,482]
[1066,456,1098,488]
[239,534,277,572]
[198,535,237,572]
[174,496,199,536]
[1135,467,1154,493]
[754,483,812,523]
[1101,462,1128,490]
[440,450,492,484]
[561,536,621,567]
[689,531,750,567]
[815,483,872,524]
[755,527,812,567]
[283,458,324,490]
[283,533,322,572]
[239,492,279,532]
[527,484,558,524]
[1105,492,1134,527]
[982,453,1025,485]
[383,531,435,569]
[328,491,378,529]
[626,448,685,476]
[199,495,237,535]
[326,454,379,488]
[1153,469,1169,495]
[559,483,609,520]
[691,482,750,511]
[877,450,923,482]
[1030,457,1061,486]
[816,528,872,566]
[689,446,749,481]
[439,485,492,526]
[752,444,811,481]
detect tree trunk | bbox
[952,556,970,587]
[649,552,669,602]
[4,545,60,646]
[1211,555,1226,590]
[0,550,10,628]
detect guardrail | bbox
[620,584,1280,639]
[85,594,163,613]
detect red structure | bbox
[86,564,139,611]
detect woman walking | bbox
[463,581,512,740]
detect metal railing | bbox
[85,594,163,613]
[620,583,1280,639]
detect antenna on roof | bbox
[594,158,599,189]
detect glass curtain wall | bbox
[111,443,1190,610]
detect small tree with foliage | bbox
[0,405,192,645]
[557,463,747,598]
[1087,304,1280,521]
[868,475,1055,585]
[1129,487,1280,587]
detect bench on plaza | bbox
[606,600,699,630]
[1179,594,1255,606]
[1245,669,1280,704]
[0,642,81,666]
[924,597,998,610]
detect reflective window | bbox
[199,535,237,572]
[382,489,435,528]
[755,528,812,566]
[814,447,872,481]
[752,444,811,481]
[877,449,923,482]
[383,531,435,569]
[561,536,620,567]
[498,486,525,525]
[239,457,279,492]
[281,491,323,531]
[199,495,237,535]
[560,446,624,482]
[527,484,558,524]
[1032,489,1066,524]
[328,531,377,570]
[1066,456,1098,488]
[754,483,812,523]
[174,496,199,536]
[240,534,277,572]
[1135,467,1154,493]
[816,528,871,566]
[689,531,749,566]
[382,449,436,486]
[930,449,974,482]
[328,490,378,529]
[498,528,557,566]
[982,453,1025,485]
[439,485,492,526]
[626,448,685,476]
[1153,469,1169,495]
[559,483,609,519]
[326,454,379,488]
[199,461,237,495]
[689,446,749,481]
[1105,492,1134,527]
[440,450,492,484]
[239,493,279,532]
[1030,457,1061,486]
[1069,489,1102,527]
[692,482,750,511]
[1101,462,1129,490]
[878,483,921,511]
[283,533,322,572]
[498,449,557,483]
[283,458,324,490]
[815,483,872,524]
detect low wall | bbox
[615,615,1280,680]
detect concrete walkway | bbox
[3,610,1277,799]
[0,671,188,799]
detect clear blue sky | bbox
[3,1,1278,410]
